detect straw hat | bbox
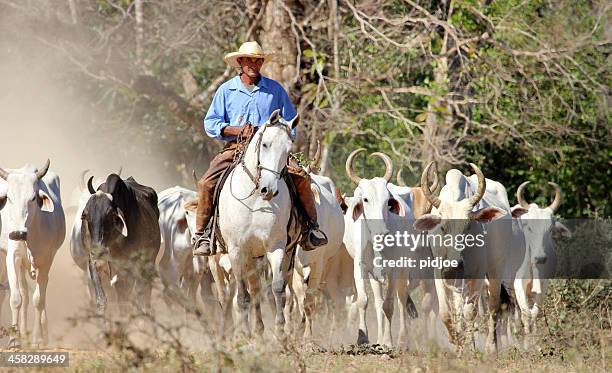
[223,41,273,68]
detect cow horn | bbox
[192,170,199,188]
[516,181,530,209]
[79,169,90,191]
[117,166,123,176]
[396,169,407,187]
[547,182,561,212]
[35,159,50,179]
[87,176,96,194]
[307,140,322,173]
[420,161,441,208]
[370,152,393,182]
[0,167,9,180]
[345,148,365,185]
[468,163,486,208]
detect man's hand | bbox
[220,124,257,138]
[239,123,256,139]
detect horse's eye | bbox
[262,143,269,149]
[363,198,369,203]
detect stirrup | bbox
[302,227,328,251]
[192,229,213,256]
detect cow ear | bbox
[352,200,363,221]
[183,200,198,213]
[388,198,405,216]
[511,207,529,218]
[177,216,188,233]
[38,190,54,213]
[414,214,442,231]
[290,114,300,129]
[115,207,128,237]
[554,221,571,238]
[469,207,506,223]
[339,195,348,215]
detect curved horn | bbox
[396,168,407,187]
[117,166,123,177]
[345,148,365,185]
[35,159,50,179]
[87,176,96,194]
[420,161,441,208]
[428,163,439,193]
[547,182,561,212]
[192,170,199,189]
[307,140,322,173]
[0,166,9,180]
[516,181,530,209]
[79,169,90,191]
[370,152,393,182]
[468,163,486,208]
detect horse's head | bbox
[249,109,299,201]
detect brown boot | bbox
[288,161,328,251]
[192,146,237,256]
[193,172,216,257]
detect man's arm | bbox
[220,126,248,137]
[204,88,232,140]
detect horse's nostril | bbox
[260,187,268,194]
[9,231,27,241]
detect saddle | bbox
[208,136,304,272]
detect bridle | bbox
[230,120,293,201]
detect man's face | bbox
[238,57,264,78]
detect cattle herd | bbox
[0,113,572,353]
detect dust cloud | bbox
[0,15,195,349]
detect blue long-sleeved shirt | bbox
[204,75,297,142]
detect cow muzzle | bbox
[9,231,27,241]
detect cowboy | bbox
[193,41,328,256]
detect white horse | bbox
[217,109,300,337]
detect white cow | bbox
[414,162,511,353]
[342,149,431,346]
[509,181,570,346]
[157,186,216,314]
[291,173,345,340]
[0,160,66,348]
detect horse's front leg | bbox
[228,247,250,338]
[266,246,287,338]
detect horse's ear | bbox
[268,109,281,124]
[290,114,300,129]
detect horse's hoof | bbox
[357,330,369,345]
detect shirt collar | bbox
[228,74,268,94]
